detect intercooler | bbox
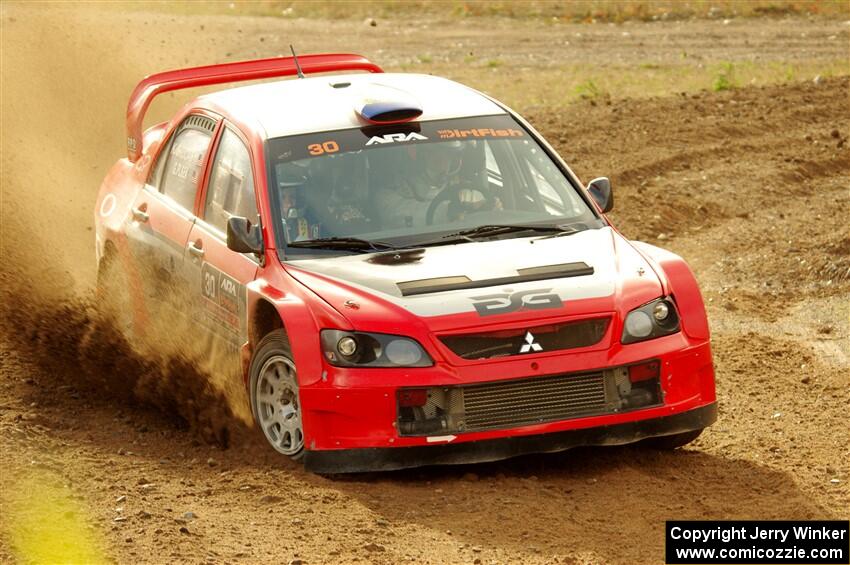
[397,363,662,436]
[461,371,609,431]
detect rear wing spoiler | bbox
[125,53,383,161]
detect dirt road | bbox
[1,5,848,564]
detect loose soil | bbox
[1,5,848,564]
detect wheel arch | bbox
[244,280,347,389]
[243,297,286,385]
[250,297,285,345]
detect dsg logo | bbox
[471,288,562,316]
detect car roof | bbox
[197,72,507,139]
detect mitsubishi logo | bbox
[519,331,542,353]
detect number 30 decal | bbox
[307,141,339,155]
[203,270,217,299]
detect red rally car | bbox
[94,53,717,473]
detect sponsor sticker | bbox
[200,263,245,335]
[471,288,563,316]
[99,194,117,218]
[437,127,523,139]
[269,115,530,163]
[365,132,428,145]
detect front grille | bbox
[439,318,609,360]
[462,371,609,431]
[397,365,663,436]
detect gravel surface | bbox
[1,5,847,564]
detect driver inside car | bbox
[377,140,498,230]
[278,155,373,241]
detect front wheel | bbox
[249,330,305,460]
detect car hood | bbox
[284,227,663,330]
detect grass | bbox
[436,59,849,109]
[371,49,841,107]
[46,1,849,111]
[574,79,605,99]
[712,62,737,91]
[101,0,849,22]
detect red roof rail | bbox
[125,53,383,161]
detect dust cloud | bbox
[1,4,249,445]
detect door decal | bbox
[200,262,245,338]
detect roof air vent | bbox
[356,84,422,124]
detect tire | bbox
[249,329,305,461]
[96,250,136,339]
[642,428,703,450]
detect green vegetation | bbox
[106,0,849,22]
[574,79,605,99]
[784,65,797,81]
[712,62,737,91]
[436,59,848,110]
[83,0,848,111]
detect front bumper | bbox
[304,401,717,473]
[300,332,715,443]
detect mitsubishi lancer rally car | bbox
[94,53,717,473]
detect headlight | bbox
[385,339,424,366]
[337,336,358,357]
[652,301,669,321]
[320,329,433,368]
[621,297,680,344]
[624,310,653,338]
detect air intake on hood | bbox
[359,100,422,123]
[356,84,423,124]
[397,262,593,297]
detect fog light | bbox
[628,360,660,383]
[337,336,358,357]
[653,301,670,321]
[385,339,423,365]
[624,311,653,337]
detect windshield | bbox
[266,114,601,256]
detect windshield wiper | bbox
[442,224,571,240]
[534,226,581,240]
[402,224,576,249]
[287,237,396,252]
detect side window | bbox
[518,144,583,217]
[147,135,172,189]
[484,141,503,188]
[204,128,258,234]
[159,115,216,211]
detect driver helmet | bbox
[276,161,309,219]
[419,139,464,184]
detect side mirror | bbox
[587,177,613,213]
[226,216,263,255]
